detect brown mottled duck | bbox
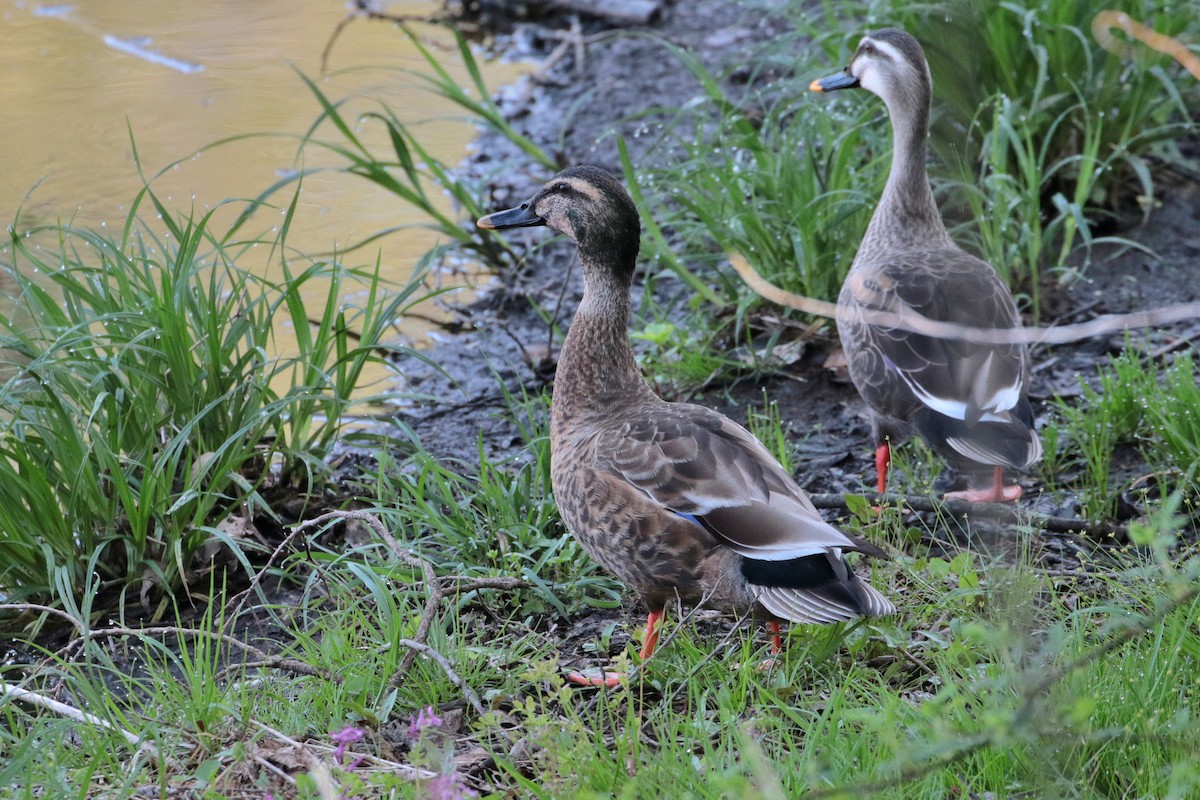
[477,166,894,687]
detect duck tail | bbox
[913,398,1041,470]
[743,552,895,623]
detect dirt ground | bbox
[395,1,1200,541]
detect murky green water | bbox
[1,0,523,391]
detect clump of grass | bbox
[0,185,429,605]
[598,37,890,389]
[794,0,1197,310]
[496,517,1200,798]
[627,39,889,309]
[5,393,1199,797]
[1044,347,1200,520]
[629,318,736,394]
[911,0,1194,203]
[955,90,1111,314]
[746,389,795,473]
[353,389,622,617]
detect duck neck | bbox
[858,87,952,261]
[554,259,656,420]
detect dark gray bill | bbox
[476,204,544,230]
[809,71,860,93]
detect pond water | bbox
[1,0,524,393]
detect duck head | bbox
[809,28,931,107]
[477,165,641,279]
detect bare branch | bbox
[1,680,157,759]
[0,603,87,636]
[805,493,1128,540]
[392,638,512,748]
[730,253,1200,346]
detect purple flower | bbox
[425,773,479,800]
[330,724,365,763]
[408,705,443,738]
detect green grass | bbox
[0,182,432,607]
[5,466,1197,797]
[1041,346,1200,521]
[620,38,889,309]
[349,389,623,616]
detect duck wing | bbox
[840,248,1040,467]
[594,403,894,621]
[595,403,884,560]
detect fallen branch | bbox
[805,493,1127,540]
[0,603,87,636]
[218,658,342,684]
[394,639,487,724]
[729,253,1200,347]
[1,680,157,760]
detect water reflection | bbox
[2,0,524,393]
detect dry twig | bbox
[1,680,158,760]
[394,638,487,723]
[805,493,1127,540]
[730,253,1200,347]
[0,603,87,635]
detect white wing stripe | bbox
[892,361,1021,420]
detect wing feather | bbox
[840,248,1029,423]
[595,404,883,561]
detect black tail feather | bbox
[741,553,874,616]
[912,397,1038,469]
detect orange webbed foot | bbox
[565,609,665,690]
[943,484,1024,503]
[566,669,625,689]
[944,467,1023,503]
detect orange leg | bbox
[768,620,782,654]
[875,442,891,495]
[639,608,664,660]
[944,466,1024,503]
[757,620,784,671]
[567,609,665,689]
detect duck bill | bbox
[809,71,860,93]
[476,204,544,230]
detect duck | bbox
[477,165,894,687]
[810,28,1042,503]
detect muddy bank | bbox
[395,0,795,463]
